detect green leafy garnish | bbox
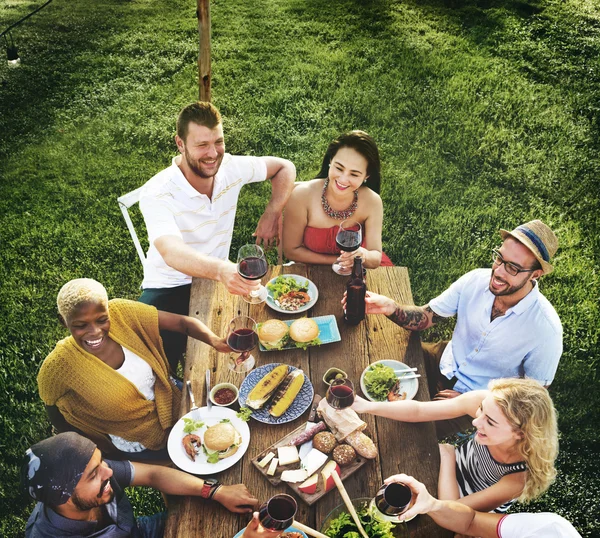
[294,337,322,350]
[267,276,309,300]
[364,363,397,401]
[236,407,253,422]
[207,451,220,464]
[182,418,205,434]
[220,418,231,423]
[324,504,396,537]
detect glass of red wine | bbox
[258,494,298,532]
[226,316,258,373]
[372,482,413,522]
[237,244,268,304]
[332,219,362,275]
[326,378,355,409]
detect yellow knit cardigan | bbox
[38,299,182,451]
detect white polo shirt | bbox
[139,153,267,289]
[428,268,562,392]
[497,513,581,537]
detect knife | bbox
[308,394,322,423]
[206,369,212,412]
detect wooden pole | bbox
[197,0,211,102]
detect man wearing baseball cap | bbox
[22,432,257,537]
[358,220,562,423]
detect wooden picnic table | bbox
[165,265,452,538]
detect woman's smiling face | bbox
[472,394,522,448]
[328,146,369,193]
[64,301,111,356]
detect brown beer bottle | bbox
[344,257,366,325]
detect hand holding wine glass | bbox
[227,316,258,373]
[326,378,355,409]
[333,220,362,275]
[258,494,297,532]
[237,244,269,304]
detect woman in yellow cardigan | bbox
[38,278,230,461]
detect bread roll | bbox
[344,430,377,459]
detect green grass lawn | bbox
[1,0,599,535]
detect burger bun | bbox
[289,318,319,343]
[203,422,241,459]
[258,319,289,349]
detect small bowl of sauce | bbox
[210,383,239,407]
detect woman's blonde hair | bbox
[489,378,558,502]
[57,278,108,321]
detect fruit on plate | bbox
[269,369,305,417]
[321,460,341,492]
[246,364,288,409]
[298,472,319,494]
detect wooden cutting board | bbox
[251,421,372,505]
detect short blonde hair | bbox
[57,279,108,321]
[489,378,558,502]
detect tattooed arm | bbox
[363,292,443,331]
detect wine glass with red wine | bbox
[258,494,298,532]
[371,481,413,522]
[332,219,362,276]
[226,316,258,373]
[326,378,355,409]
[237,244,269,304]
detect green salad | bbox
[364,363,397,401]
[267,275,309,300]
[324,504,396,538]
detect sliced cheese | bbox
[301,448,329,476]
[280,469,308,483]
[258,452,276,468]
[277,445,300,466]
[266,457,279,476]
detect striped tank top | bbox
[455,436,527,513]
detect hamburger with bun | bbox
[289,318,321,349]
[203,420,241,463]
[258,319,290,350]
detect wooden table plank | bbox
[165,265,451,538]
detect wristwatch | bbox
[200,478,220,499]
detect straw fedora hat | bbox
[499,220,558,275]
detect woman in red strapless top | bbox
[282,131,393,270]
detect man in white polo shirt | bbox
[391,474,581,538]
[138,102,296,370]
[361,220,562,406]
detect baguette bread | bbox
[344,430,378,459]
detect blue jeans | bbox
[137,511,166,538]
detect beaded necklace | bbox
[321,178,359,220]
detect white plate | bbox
[265,274,318,313]
[167,406,250,475]
[360,360,419,402]
[233,526,307,538]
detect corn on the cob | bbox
[246,364,288,409]
[268,369,305,417]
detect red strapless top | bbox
[302,226,393,266]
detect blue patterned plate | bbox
[258,315,341,352]
[239,363,314,424]
[233,526,307,538]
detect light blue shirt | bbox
[429,269,562,393]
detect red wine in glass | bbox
[326,378,355,409]
[336,230,362,252]
[237,244,268,304]
[238,256,268,280]
[374,482,412,517]
[258,494,297,531]
[227,328,258,352]
[227,316,257,373]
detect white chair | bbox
[117,187,146,266]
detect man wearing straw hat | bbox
[23,432,257,537]
[360,220,562,404]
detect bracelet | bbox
[208,483,222,499]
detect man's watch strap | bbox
[200,478,220,499]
